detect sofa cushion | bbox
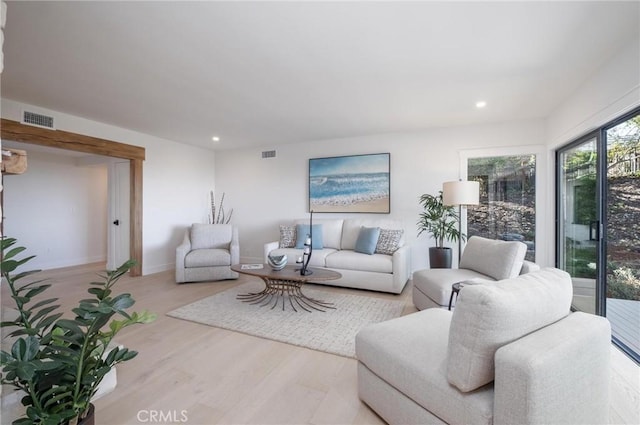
[356,309,495,425]
[459,236,527,281]
[295,224,324,249]
[412,268,495,307]
[279,225,296,248]
[325,250,392,273]
[375,229,404,255]
[342,219,405,250]
[447,268,573,392]
[355,226,381,255]
[185,249,231,267]
[190,224,233,250]
[294,219,343,249]
[520,260,541,274]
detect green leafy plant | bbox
[1,237,156,425]
[417,191,464,247]
[607,266,640,301]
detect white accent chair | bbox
[413,236,539,310]
[175,223,239,283]
[357,268,612,425]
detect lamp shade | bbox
[442,180,479,206]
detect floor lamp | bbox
[442,180,480,266]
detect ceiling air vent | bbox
[261,150,276,159]
[21,110,56,129]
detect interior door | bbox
[107,161,130,269]
[557,133,601,315]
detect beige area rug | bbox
[167,281,405,358]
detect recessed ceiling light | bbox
[475,101,487,109]
[212,136,220,142]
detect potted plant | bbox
[0,237,156,425]
[417,191,464,268]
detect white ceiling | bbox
[2,1,638,151]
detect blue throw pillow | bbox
[355,226,381,255]
[295,224,324,249]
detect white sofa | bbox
[264,218,411,294]
[413,236,540,310]
[356,268,612,425]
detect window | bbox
[466,154,537,262]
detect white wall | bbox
[547,38,640,149]
[3,149,108,269]
[543,37,640,266]
[1,98,217,275]
[215,119,547,271]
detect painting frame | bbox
[309,153,390,214]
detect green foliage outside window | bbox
[607,266,640,301]
[573,176,597,225]
[467,154,536,262]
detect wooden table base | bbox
[231,264,341,313]
[237,278,335,312]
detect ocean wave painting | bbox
[309,153,390,213]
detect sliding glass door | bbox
[557,108,640,362]
[557,134,601,315]
[604,114,640,358]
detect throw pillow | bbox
[295,224,324,249]
[446,268,573,392]
[279,225,296,248]
[375,228,404,255]
[355,226,381,255]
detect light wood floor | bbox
[2,263,639,425]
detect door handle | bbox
[589,220,599,241]
[113,219,120,226]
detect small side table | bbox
[448,281,475,310]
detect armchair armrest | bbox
[230,227,240,265]
[494,312,611,425]
[228,226,240,278]
[175,230,191,283]
[264,241,279,263]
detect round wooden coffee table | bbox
[231,264,342,312]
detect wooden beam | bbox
[130,159,143,277]
[1,119,145,161]
[1,119,145,275]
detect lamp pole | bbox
[457,204,463,262]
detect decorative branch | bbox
[209,190,216,225]
[209,191,233,224]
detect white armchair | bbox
[175,224,239,283]
[412,236,539,310]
